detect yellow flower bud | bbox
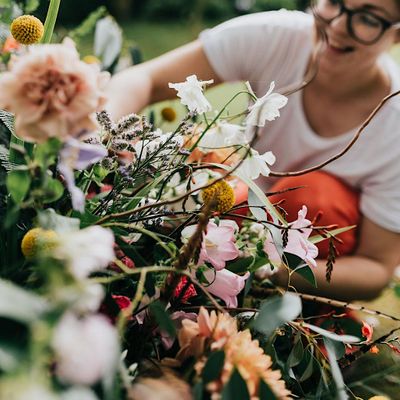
[201,180,235,213]
[11,15,44,45]
[82,55,101,64]
[161,107,177,122]
[21,228,58,259]
[368,397,391,400]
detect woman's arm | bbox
[273,216,400,301]
[105,40,221,120]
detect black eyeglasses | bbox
[311,0,400,45]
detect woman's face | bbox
[314,0,400,74]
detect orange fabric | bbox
[268,171,360,258]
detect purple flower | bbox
[58,138,107,212]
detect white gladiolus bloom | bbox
[54,226,115,279]
[198,122,247,151]
[246,81,288,127]
[53,313,119,385]
[168,75,213,114]
[234,149,276,180]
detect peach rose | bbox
[0,38,109,143]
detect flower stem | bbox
[41,0,61,44]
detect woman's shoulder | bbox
[204,9,313,35]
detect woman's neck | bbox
[311,62,391,101]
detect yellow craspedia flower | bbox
[21,228,58,259]
[11,15,44,45]
[82,55,101,64]
[368,397,391,400]
[161,107,177,122]
[201,180,235,213]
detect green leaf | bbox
[42,178,64,203]
[394,284,400,298]
[310,226,356,244]
[149,301,176,338]
[0,279,48,324]
[303,323,360,343]
[6,169,31,203]
[284,253,317,287]
[193,381,204,400]
[25,0,39,12]
[252,293,302,336]
[203,351,225,384]
[299,349,315,382]
[227,256,254,274]
[221,369,250,400]
[287,334,304,368]
[33,138,61,167]
[259,379,277,400]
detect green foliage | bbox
[6,168,31,203]
[252,293,302,336]
[221,368,250,400]
[149,300,176,338]
[202,350,225,384]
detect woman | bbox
[106,0,400,301]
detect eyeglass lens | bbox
[313,0,385,43]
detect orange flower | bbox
[217,330,291,399]
[176,307,237,362]
[2,36,20,53]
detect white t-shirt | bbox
[200,10,400,233]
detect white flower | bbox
[249,222,266,237]
[198,122,247,151]
[168,74,213,114]
[53,313,119,385]
[234,149,276,180]
[54,226,115,279]
[246,81,288,127]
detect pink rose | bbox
[0,38,109,143]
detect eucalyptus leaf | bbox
[299,350,315,382]
[37,209,80,233]
[252,293,302,336]
[0,279,48,324]
[227,256,254,274]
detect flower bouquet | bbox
[0,2,398,400]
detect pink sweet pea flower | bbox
[181,220,239,270]
[264,205,318,268]
[203,268,250,308]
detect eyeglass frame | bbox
[311,0,400,45]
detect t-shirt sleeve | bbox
[199,10,313,92]
[359,112,400,233]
